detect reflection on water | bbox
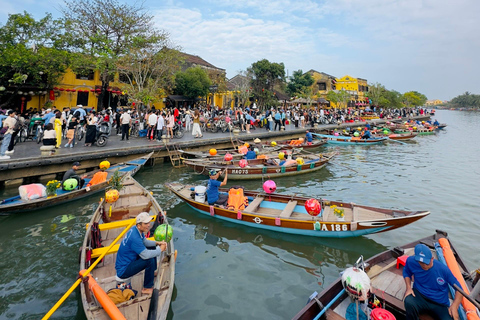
[0,110,479,319]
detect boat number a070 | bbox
[314,222,348,231]
[231,169,248,174]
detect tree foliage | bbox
[174,66,211,99]
[287,70,314,97]
[248,59,285,108]
[0,12,70,107]
[448,92,480,109]
[403,91,427,108]
[62,0,170,108]
[231,70,253,107]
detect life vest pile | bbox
[226,188,249,211]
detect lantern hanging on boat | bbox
[305,198,321,216]
[209,148,217,156]
[154,224,173,242]
[253,147,259,154]
[99,160,110,170]
[105,189,120,203]
[224,153,233,161]
[271,141,277,147]
[278,152,285,160]
[334,132,339,136]
[296,157,304,165]
[263,180,276,194]
[353,132,360,137]
[341,267,371,301]
[239,159,248,168]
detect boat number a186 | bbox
[314,222,348,231]
[231,169,248,174]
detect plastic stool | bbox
[396,255,408,269]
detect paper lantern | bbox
[209,148,217,156]
[334,132,339,136]
[224,153,233,161]
[99,160,110,170]
[153,224,173,242]
[353,132,360,137]
[271,141,277,147]
[263,180,276,194]
[239,159,248,168]
[278,152,285,160]
[305,198,321,216]
[244,142,250,148]
[105,189,120,203]
[296,157,304,165]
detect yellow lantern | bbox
[105,189,120,203]
[296,157,304,165]
[278,152,285,160]
[99,161,110,170]
[209,148,217,156]
[271,141,277,147]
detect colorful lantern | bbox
[305,198,321,216]
[296,157,304,165]
[99,160,110,170]
[271,141,277,147]
[209,148,217,156]
[278,152,285,160]
[263,180,276,194]
[153,224,173,242]
[105,189,120,203]
[239,159,248,168]
[224,153,233,161]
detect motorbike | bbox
[172,120,185,138]
[95,120,109,147]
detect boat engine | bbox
[341,267,371,301]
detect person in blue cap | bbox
[403,243,462,320]
[206,169,228,206]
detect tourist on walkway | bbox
[120,109,131,141]
[54,112,63,148]
[64,116,78,148]
[147,110,157,140]
[192,109,202,138]
[0,110,17,160]
[274,110,282,131]
[43,123,57,156]
[157,112,165,141]
[84,111,98,147]
[6,113,22,155]
[184,111,192,131]
[115,109,122,135]
[166,110,174,138]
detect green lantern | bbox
[154,224,173,242]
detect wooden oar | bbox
[386,137,407,145]
[42,218,136,320]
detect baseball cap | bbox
[136,212,152,224]
[414,244,432,264]
[77,104,83,108]
[72,161,81,166]
[209,169,218,176]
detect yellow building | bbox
[425,99,443,106]
[306,70,337,96]
[335,75,369,105]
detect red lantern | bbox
[305,199,321,216]
[59,88,65,91]
[90,89,95,92]
[224,153,233,161]
[132,102,135,106]
[71,89,76,92]
[53,87,59,90]
[239,159,248,168]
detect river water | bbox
[0,110,478,320]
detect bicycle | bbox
[36,125,44,144]
[76,125,85,141]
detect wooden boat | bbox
[292,230,480,320]
[166,182,429,238]
[313,133,387,145]
[0,153,153,215]
[183,151,335,180]
[80,175,175,320]
[414,127,436,135]
[436,123,447,130]
[245,138,327,150]
[373,132,418,141]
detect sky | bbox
[1,0,479,101]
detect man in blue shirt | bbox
[245,147,256,160]
[403,244,462,320]
[305,130,313,145]
[115,212,167,295]
[206,169,228,206]
[42,109,56,125]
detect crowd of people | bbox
[0,103,434,160]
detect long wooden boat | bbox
[313,133,387,145]
[292,230,479,320]
[373,132,418,141]
[166,182,429,238]
[245,138,327,150]
[183,151,335,180]
[80,175,175,320]
[0,152,153,215]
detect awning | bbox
[167,95,196,102]
[317,98,329,104]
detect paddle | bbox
[386,137,407,145]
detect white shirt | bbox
[157,115,164,130]
[120,113,131,125]
[148,113,158,126]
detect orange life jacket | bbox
[87,171,108,187]
[226,188,249,211]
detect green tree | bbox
[174,67,211,99]
[366,82,386,107]
[231,70,253,107]
[287,70,314,97]
[62,0,164,109]
[326,90,339,107]
[0,12,70,108]
[336,89,350,109]
[248,59,285,108]
[403,91,427,108]
[117,44,182,106]
[449,91,480,109]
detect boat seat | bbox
[279,200,297,218]
[244,197,264,212]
